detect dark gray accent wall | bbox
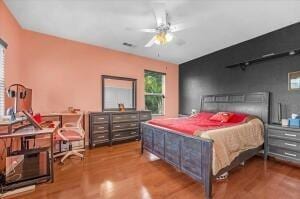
[179,23,300,123]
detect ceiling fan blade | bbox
[152,3,167,26]
[145,35,156,47]
[139,28,157,33]
[170,23,188,32]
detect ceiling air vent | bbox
[123,42,135,48]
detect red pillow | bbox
[209,112,234,123]
[228,113,248,123]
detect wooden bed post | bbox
[202,140,213,199]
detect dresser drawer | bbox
[92,124,109,133]
[112,122,139,131]
[92,114,109,124]
[112,114,139,123]
[93,133,109,142]
[140,112,152,121]
[268,128,300,142]
[112,130,139,140]
[269,146,300,162]
[269,138,300,152]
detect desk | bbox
[0,121,59,192]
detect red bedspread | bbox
[148,112,248,135]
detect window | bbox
[0,45,5,116]
[144,70,165,115]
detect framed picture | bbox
[22,110,43,130]
[288,71,300,91]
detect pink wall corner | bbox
[21,30,179,117]
[0,1,23,109]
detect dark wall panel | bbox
[179,23,300,123]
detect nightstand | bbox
[265,124,300,164]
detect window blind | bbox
[0,46,5,116]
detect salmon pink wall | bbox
[21,30,179,117]
[0,0,22,90]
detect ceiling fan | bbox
[141,4,188,47]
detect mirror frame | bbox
[288,71,300,91]
[102,75,137,111]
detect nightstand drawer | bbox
[269,146,300,161]
[268,128,300,141]
[269,138,300,152]
[92,124,109,132]
[112,114,139,123]
[92,115,109,124]
[112,122,139,131]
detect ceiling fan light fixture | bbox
[154,32,173,45]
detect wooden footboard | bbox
[141,123,213,199]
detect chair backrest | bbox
[76,113,84,128]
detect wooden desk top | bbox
[0,121,60,138]
[41,112,83,117]
[0,117,26,126]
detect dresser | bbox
[89,111,152,148]
[266,124,300,164]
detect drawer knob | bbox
[115,125,121,128]
[115,134,121,136]
[97,127,105,129]
[284,143,297,147]
[98,118,105,120]
[130,132,136,135]
[284,133,296,137]
[284,152,297,157]
[130,124,136,126]
[99,136,105,138]
[116,117,121,119]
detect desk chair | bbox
[54,114,85,164]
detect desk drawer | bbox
[92,115,109,124]
[269,146,300,162]
[112,114,138,123]
[92,124,109,133]
[140,112,151,121]
[269,138,300,152]
[112,122,139,131]
[112,130,139,140]
[268,128,300,141]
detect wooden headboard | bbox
[200,92,270,124]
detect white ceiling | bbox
[4,0,300,64]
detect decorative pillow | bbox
[228,113,248,123]
[209,112,234,123]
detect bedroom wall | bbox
[21,30,179,117]
[179,22,300,123]
[0,0,22,93]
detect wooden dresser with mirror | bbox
[89,75,152,148]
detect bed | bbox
[141,92,270,199]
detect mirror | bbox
[102,75,137,111]
[288,71,300,91]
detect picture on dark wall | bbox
[288,71,300,91]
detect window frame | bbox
[0,38,7,116]
[144,70,166,116]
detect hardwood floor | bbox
[13,141,300,199]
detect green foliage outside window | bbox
[144,71,165,114]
